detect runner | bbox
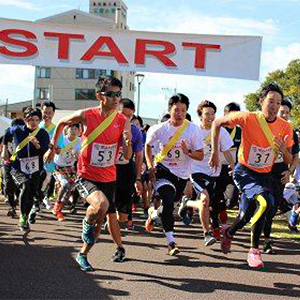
[44,75,132,271]
[52,124,81,221]
[178,100,234,246]
[144,93,204,255]
[209,83,293,268]
[1,118,25,217]
[4,107,49,231]
[106,98,143,262]
[263,98,299,253]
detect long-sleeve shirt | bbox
[4,125,49,174]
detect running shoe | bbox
[82,218,95,245]
[143,208,149,219]
[219,210,228,224]
[220,224,232,254]
[111,247,126,262]
[211,227,221,241]
[7,207,17,218]
[132,203,138,213]
[42,197,52,210]
[69,205,77,214]
[28,207,37,224]
[33,201,40,213]
[289,211,299,227]
[288,223,299,234]
[247,248,264,268]
[56,210,65,222]
[145,207,154,232]
[18,214,29,232]
[263,240,275,254]
[127,220,133,230]
[103,220,109,233]
[178,196,192,225]
[168,242,180,256]
[76,253,94,272]
[204,231,217,246]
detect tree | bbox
[244,59,300,128]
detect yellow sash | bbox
[10,128,40,162]
[60,138,78,155]
[230,127,236,139]
[45,123,55,133]
[204,132,211,144]
[81,110,118,153]
[256,112,278,156]
[155,119,189,164]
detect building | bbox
[34,0,135,110]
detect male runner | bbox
[44,75,132,271]
[209,83,293,268]
[145,93,203,255]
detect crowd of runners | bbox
[1,75,300,272]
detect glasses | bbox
[100,91,122,98]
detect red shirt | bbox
[77,107,126,182]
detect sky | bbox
[0,0,300,121]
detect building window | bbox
[37,67,51,78]
[35,88,49,100]
[76,68,113,79]
[75,89,96,100]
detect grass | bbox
[227,209,300,242]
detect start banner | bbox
[0,17,262,80]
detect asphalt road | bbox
[0,201,300,300]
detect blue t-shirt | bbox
[131,123,143,153]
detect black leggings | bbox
[157,185,176,232]
[228,192,271,248]
[12,171,40,217]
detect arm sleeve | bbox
[226,111,248,128]
[146,125,159,146]
[190,125,203,151]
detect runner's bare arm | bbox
[134,150,143,195]
[222,149,235,171]
[122,118,132,160]
[145,144,156,184]
[181,139,204,161]
[209,112,246,169]
[274,135,292,165]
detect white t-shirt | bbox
[54,136,81,167]
[191,126,233,177]
[146,120,203,179]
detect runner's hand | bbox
[44,149,54,162]
[274,135,288,154]
[135,180,143,196]
[281,170,290,185]
[181,139,189,155]
[149,167,156,185]
[31,137,40,149]
[209,151,219,171]
[123,129,132,145]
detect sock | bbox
[164,231,175,244]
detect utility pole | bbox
[5,98,8,117]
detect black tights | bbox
[228,192,271,248]
[157,185,176,232]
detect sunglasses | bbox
[100,91,122,98]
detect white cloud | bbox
[261,43,300,75]
[0,0,40,10]
[0,65,35,105]
[129,7,277,37]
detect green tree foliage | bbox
[244,59,300,128]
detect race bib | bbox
[248,145,274,168]
[90,143,117,167]
[116,148,129,165]
[163,144,186,166]
[20,156,39,174]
